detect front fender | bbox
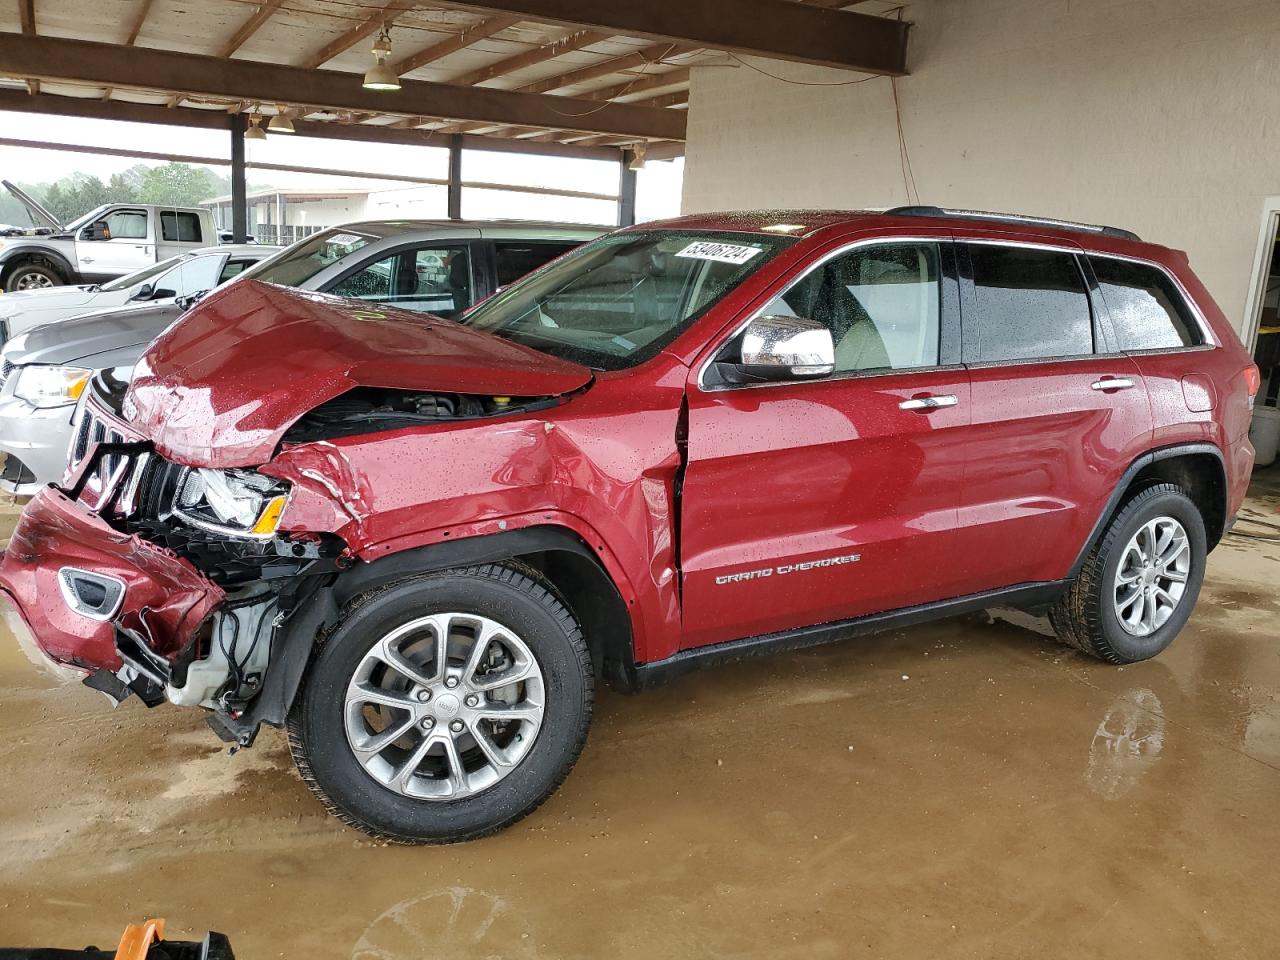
[0,242,77,279]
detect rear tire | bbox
[2,261,63,292]
[288,562,592,844]
[1050,483,1206,664]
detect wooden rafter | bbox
[389,14,520,77]
[0,89,627,159]
[301,0,418,69]
[588,67,689,102]
[516,41,692,95]
[17,0,34,35]
[445,27,609,87]
[217,0,287,59]
[0,34,687,140]
[103,0,156,102]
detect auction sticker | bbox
[675,241,764,265]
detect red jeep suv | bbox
[0,208,1259,843]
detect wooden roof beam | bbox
[17,0,34,35]
[0,89,625,159]
[0,34,687,140]
[435,0,910,74]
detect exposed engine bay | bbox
[282,387,561,442]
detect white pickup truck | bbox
[0,181,220,292]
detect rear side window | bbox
[967,245,1093,362]
[160,211,203,243]
[1088,256,1202,350]
[494,241,580,287]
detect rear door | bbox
[157,209,208,260]
[679,236,972,649]
[951,239,1151,592]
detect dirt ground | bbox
[0,472,1278,959]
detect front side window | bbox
[463,232,791,370]
[102,209,148,240]
[327,246,472,316]
[764,242,940,374]
[160,211,203,243]
[967,245,1093,362]
[98,254,187,292]
[159,255,223,297]
[1088,256,1202,350]
[239,229,375,288]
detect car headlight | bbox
[13,364,91,408]
[175,468,289,538]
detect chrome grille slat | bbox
[69,393,190,520]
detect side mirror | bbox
[84,221,111,241]
[151,288,177,300]
[715,315,835,384]
[128,282,154,302]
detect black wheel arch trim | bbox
[0,244,78,281]
[1067,441,1227,580]
[211,524,629,746]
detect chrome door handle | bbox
[1091,377,1136,391]
[899,394,958,411]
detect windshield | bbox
[462,231,792,370]
[238,228,376,288]
[63,204,112,234]
[98,253,192,292]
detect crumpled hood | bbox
[126,280,593,467]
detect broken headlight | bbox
[174,468,289,538]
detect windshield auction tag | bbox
[675,241,763,265]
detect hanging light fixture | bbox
[363,25,402,91]
[245,113,267,140]
[268,106,296,134]
[627,141,648,171]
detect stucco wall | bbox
[681,0,1280,333]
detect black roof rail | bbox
[884,205,1141,242]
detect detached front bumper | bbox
[0,485,224,674]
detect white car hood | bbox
[0,286,101,316]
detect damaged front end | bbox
[0,379,346,746]
[0,283,598,747]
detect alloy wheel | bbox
[1112,515,1191,637]
[344,612,545,801]
[13,271,54,290]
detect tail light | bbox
[1244,363,1261,403]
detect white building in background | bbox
[202,188,378,245]
[201,179,617,244]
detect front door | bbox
[679,238,972,649]
[77,207,153,277]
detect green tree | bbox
[137,163,223,207]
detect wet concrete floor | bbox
[1,471,1278,958]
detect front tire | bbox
[288,562,593,843]
[1050,483,1207,664]
[3,261,63,292]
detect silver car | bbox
[0,244,271,341]
[0,220,602,494]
